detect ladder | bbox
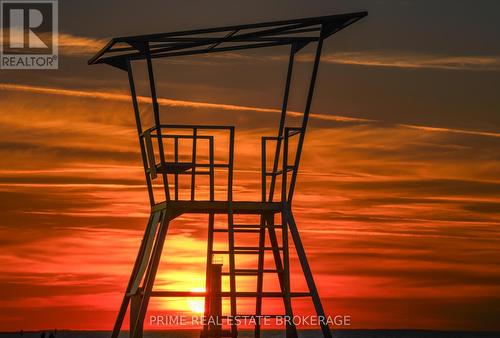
[207,211,303,338]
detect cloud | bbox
[318,52,500,72]
[1,82,499,139]
[59,33,108,56]
[0,82,373,123]
[398,124,500,138]
[1,30,106,56]
[174,48,500,72]
[53,31,500,73]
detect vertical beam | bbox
[226,127,237,337]
[203,214,217,337]
[281,131,297,337]
[174,137,179,200]
[267,214,297,337]
[281,215,293,337]
[287,37,324,203]
[143,130,157,179]
[227,211,237,337]
[204,212,215,323]
[227,127,235,202]
[286,208,332,338]
[261,138,267,202]
[282,131,289,205]
[207,263,223,337]
[130,211,162,295]
[268,45,295,202]
[145,45,171,201]
[131,211,170,338]
[191,127,198,200]
[110,212,157,338]
[209,136,215,201]
[130,289,143,338]
[126,60,155,206]
[254,214,266,338]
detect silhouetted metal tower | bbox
[89,11,367,338]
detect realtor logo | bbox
[1,0,58,69]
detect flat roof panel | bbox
[88,11,367,69]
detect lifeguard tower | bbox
[89,11,367,338]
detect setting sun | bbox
[187,288,205,314]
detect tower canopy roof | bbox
[88,11,367,69]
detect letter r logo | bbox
[1,1,56,54]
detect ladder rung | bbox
[213,250,262,255]
[235,246,283,251]
[222,269,282,276]
[212,250,229,254]
[213,247,283,255]
[233,224,283,229]
[214,229,261,233]
[221,291,311,298]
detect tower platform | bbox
[153,201,282,217]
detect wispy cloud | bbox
[59,33,108,56]
[1,82,498,138]
[0,83,372,123]
[52,33,500,73]
[52,31,500,74]
[167,48,500,72]
[2,31,107,56]
[318,52,500,72]
[398,124,500,138]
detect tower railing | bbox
[141,124,234,203]
[261,127,303,203]
[143,123,302,205]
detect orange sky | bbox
[1,0,500,333]
[0,80,499,331]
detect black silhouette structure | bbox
[89,11,367,338]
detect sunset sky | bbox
[1,0,499,332]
